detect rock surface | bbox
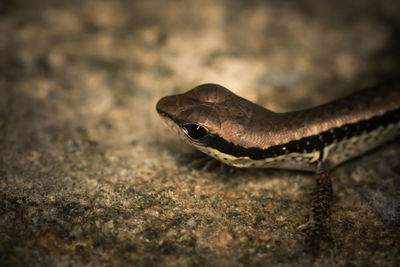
[1,0,400,265]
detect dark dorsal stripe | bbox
[199,108,400,161]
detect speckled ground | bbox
[1,0,400,266]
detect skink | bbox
[156,82,400,249]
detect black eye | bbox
[182,124,208,140]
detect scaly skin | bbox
[156,82,400,254]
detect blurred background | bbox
[1,0,399,266]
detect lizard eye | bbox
[182,124,208,140]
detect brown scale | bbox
[158,83,399,148]
[156,82,400,254]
